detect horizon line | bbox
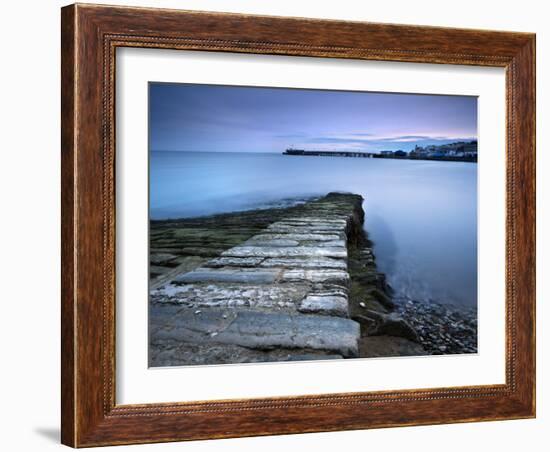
[151,140,478,155]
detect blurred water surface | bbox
[150,151,477,306]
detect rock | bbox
[260,257,347,270]
[360,336,426,357]
[245,238,300,247]
[252,233,341,242]
[267,226,345,234]
[298,294,349,317]
[317,240,347,248]
[151,306,361,357]
[358,310,419,342]
[281,269,350,286]
[282,217,348,225]
[149,342,344,367]
[359,309,385,322]
[374,313,419,342]
[150,253,178,265]
[285,354,344,361]
[370,288,396,310]
[205,257,265,268]
[152,283,309,309]
[150,265,171,275]
[391,297,478,355]
[172,268,280,284]
[221,246,347,259]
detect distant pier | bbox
[283,147,477,163]
[283,148,374,158]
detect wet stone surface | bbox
[149,193,366,365]
[150,305,360,359]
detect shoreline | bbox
[150,195,319,224]
[394,297,477,355]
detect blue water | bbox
[150,151,477,307]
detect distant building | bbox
[410,145,427,156]
[380,150,394,156]
[463,141,478,157]
[394,150,407,157]
[448,149,461,156]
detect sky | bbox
[149,83,477,153]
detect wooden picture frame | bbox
[61,3,536,447]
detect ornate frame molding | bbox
[62,4,535,447]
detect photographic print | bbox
[148,83,478,367]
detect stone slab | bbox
[150,341,344,367]
[244,238,300,247]
[150,253,178,265]
[221,246,347,259]
[298,294,349,317]
[151,283,309,309]
[204,257,265,268]
[269,218,344,224]
[173,268,281,284]
[281,269,350,286]
[150,306,360,357]
[267,225,344,233]
[251,233,341,242]
[316,240,347,248]
[260,257,347,270]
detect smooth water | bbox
[150,151,477,307]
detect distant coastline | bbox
[283,140,478,163]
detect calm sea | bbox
[150,151,477,307]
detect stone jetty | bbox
[149,193,366,366]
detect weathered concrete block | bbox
[173,268,281,284]
[267,225,344,234]
[260,257,347,270]
[316,240,347,248]
[149,341,345,367]
[281,269,350,286]
[245,238,300,247]
[204,257,265,268]
[150,307,360,357]
[298,294,349,317]
[221,246,347,259]
[282,217,348,225]
[252,233,341,242]
[150,253,178,265]
[152,283,309,309]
